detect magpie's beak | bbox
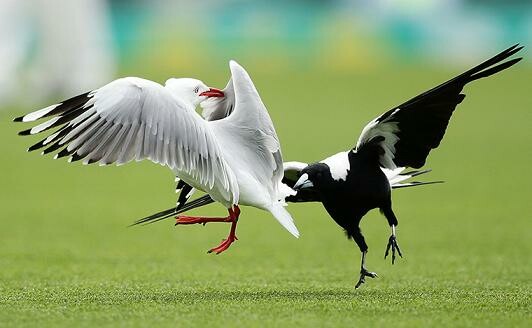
[293,173,314,191]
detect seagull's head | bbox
[165,78,224,107]
[292,163,332,191]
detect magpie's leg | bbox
[381,205,403,264]
[352,227,377,289]
[355,251,378,289]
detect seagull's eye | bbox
[194,86,200,94]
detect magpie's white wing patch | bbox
[16,77,238,205]
[356,117,400,169]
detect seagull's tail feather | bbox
[129,195,215,226]
[268,204,300,238]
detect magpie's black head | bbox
[293,163,333,191]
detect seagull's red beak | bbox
[199,88,224,98]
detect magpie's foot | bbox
[355,268,378,289]
[384,235,403,264]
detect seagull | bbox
[133,45,523,287]
[14,60,299,254]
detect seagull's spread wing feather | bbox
[16,77,238,204]
[210,61,299,237]
[355,44,523,169]
[211,61,285,194]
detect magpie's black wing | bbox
[130,179,200,226]
[130,194,215,226]
[355,44,523,169]
[282,161,322,202]
[175,179,195,210]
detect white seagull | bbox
[15,60,299,254]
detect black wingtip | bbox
[513,45,524,52]
[56,147,72,159]
[469,57,524,82]
[28,142,44,152]
[501,44,523,57]
[41,141,63,155]
[13,116,23,122]
[18,129,31,136]
[69,153,85,163]
[129,207,177,227]
[401,169,432,177]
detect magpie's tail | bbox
[388,168,444,189]
[129,195,215,226]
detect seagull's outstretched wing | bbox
[211,61,299,237]
[212,61,284,188]
[15,77,238,204]
[355,44,523,169]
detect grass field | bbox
[0,65,530,327]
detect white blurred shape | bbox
[0,0,115,107]
[28,0,115,100]
[0,0,28,104]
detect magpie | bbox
[132,45,523,286]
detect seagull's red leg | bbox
[208,205,240,255]
[175,215,232,225]
[175,207,236,225]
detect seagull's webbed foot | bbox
[384,228,403,264]
[207,233,238,254]
[204,206,240,255]
[355,267,378,289]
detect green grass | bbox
[0,65,531,327]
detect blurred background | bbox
[0,1,530,326]
[0,0,530,105]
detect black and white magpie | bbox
[132,45,523,286]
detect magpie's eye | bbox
[194,86,200,93]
